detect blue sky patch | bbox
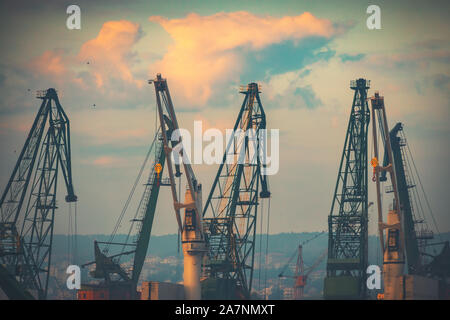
[339,53,365,63]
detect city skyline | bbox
[0,0,448,238]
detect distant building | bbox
[283,287,294,300]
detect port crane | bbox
[379,122,430,274]
[79,102,178,300]
[80,77,271,301]
[201,83,270,300]
[279,246,327,299]
[370,91,406,299]
[324,79,370,299]
[150,73,206,300]
[278,233,327,299]
[0,89,77,300]
[372,95,450,299]
[379,122,450,278]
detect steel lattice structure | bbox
[324,79,370,299]
[202,83,270,299]
[80,76,179,299]
[0,89,77,299]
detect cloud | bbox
[25,20,145,95]
[7,19,152,117]
[78,20,144,89]
[367,50,450,70]
[70,108,154,147]
[29,49,68,76]
[414,73,450,97]
[84,156,127,168]
[339,53,365,63]
[260,65,324,110]
[430,73,450,91]
[149,11,340,106]
[0,113,33,133]
[294,85,322,109]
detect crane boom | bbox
[278,234,327,300]
[202,83,270,300]
[324,79,370,300]
[150,73,206,300]
[131,132,166,283]
[306,249,327,278]
[81,124,174,298]
[379,123,422,274]
[0,88,77,299]
[370,91,405,300]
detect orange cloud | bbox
[149,11,337,106]
[78,20,143,88]
[28,20,144,91]
[90,156,126,167]
[29,49,67,76]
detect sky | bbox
[0,0,448,238]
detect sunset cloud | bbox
[27,20,145,92]
[29,49,67,76]
[88,156,127,167]
[149,11,339,106]
[1,1,449,236]
[78,20,144,88]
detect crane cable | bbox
[68,203,73,264]
[278,231,326,278]
[105,131,158,254]
[74,202,78,265]
[119,127,163,259]
[114,101,163,261]
[258,197,264,292]
[404,135,442,243]
[263,196,271,299]
[67,201,78,267]
[176,174,182,282]
[115,95,161,260]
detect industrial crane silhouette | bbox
[371,92,450,299]
[0,89,77,300]
[78,80,179,300]
[201,83,271,300]
[150,73,206,300]
[79,129,170,299]
[278,234,327,299]
[378,122,449,279]
[324,78,370,300]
